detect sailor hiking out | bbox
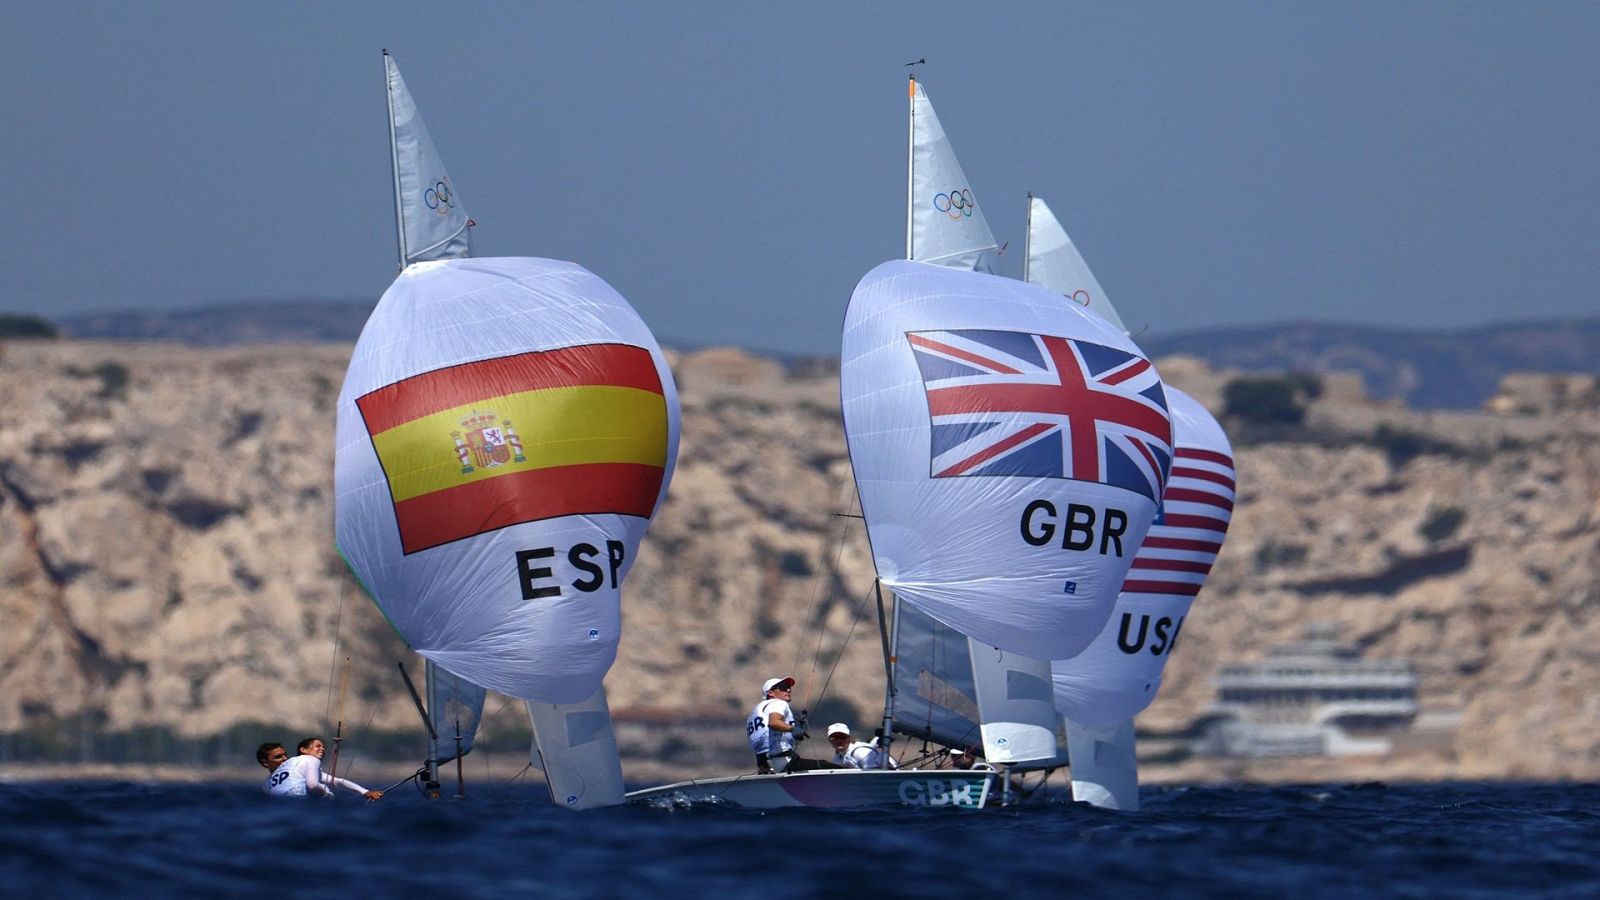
[258,737,383,801]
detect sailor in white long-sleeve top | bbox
[826,722,898,770]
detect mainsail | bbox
[842,260,1173,663]
[1024,195,1128,334]
[908,76,999,272]
[385,50,472,267]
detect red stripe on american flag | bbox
[1171,465,1236,491]
[357,344,661,434]
[1175,448,1233,467]
[1140,536,1223,554]
[1164,487,1235,512]
[907,333,1021,375]
[1121,580,1203,596]
[1161,514,1231,533]
[393,462,663,554]
[1131,557,1216,574]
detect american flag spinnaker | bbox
[1051,387,1235,724]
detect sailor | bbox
[950,744,981,769]
[745,677,846,774]
[259,737,383,800]
[747,677,803,773]
[826,723,898,770]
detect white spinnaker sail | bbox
[336,257,680,704]
[842,260,1173,661]
[909,77,998,272]
[1052,388,1235,724]
[527,686,626,810]
[1024,195,1128,334]
[386,51,472,266]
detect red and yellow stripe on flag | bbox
[356,343,667,554]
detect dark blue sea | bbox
[3,780,1597,897]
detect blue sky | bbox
[5,2,1597,353]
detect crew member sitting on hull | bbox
[826,722,898,770]
[745,677,846,774]
[258,737,383,800]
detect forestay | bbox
[1025,195,1128,334]
[335,256,680,703]
[385,51,472,266]
[841,260,1174,661]
[1052,387,1235,724]
[909,77,999,272]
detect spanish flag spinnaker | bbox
[335,256,679,705]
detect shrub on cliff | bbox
[0,313,58,339]
[1221,374,1318,426]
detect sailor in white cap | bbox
[826,722,897,770]
[747,676,804,773]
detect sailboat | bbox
[335,51,681,810]
[1024,194,1237,810]
[629,77,1172,810]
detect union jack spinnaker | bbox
[841,259,1174,661]
[335,256,680,704]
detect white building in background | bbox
[1195,623,1419,757]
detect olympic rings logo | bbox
[1071,289,1092,307]
[424,179,455,215]
[932,188,976,220]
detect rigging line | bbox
[796,482,862,711]
[323,569,350,726]
[809,581,875,714]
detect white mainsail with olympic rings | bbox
[909,76,999,272]
[385,50,473,267]
[1025,196,1129,334]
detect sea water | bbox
[2,780,1596,897]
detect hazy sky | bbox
[6,2,1597,353]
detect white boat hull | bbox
[627,768,994,811]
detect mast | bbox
[876,581,900,768]
[384,49,407,271]
[906,75,916,261]
[398,661,442,798]
[1022,191,1033,284]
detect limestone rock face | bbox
[1,340,1596,781]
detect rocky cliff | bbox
[1,340,1596,781]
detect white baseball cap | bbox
[826,723,851,738]
[761,676,795,696]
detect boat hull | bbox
[626,768,994,810]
